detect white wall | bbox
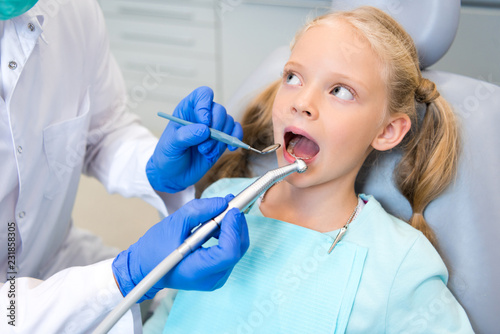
[218,1,330,102]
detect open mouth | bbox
[284,131,320,160]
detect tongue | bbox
[287,135,320,159]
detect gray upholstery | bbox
[331,0,461,69]
[225,3,500,333]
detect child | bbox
[145,6,473,333]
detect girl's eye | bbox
[331,86,354,101]
[285,73,301,86]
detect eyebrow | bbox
[284,61,369,93]
[283,61,302,70]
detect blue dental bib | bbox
[163,186,368,333]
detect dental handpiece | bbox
[94,159,307,334]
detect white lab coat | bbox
[0,0,192,332]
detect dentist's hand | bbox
[146,86,243,193]
[112,196,249,302]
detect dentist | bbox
[0,0,248,332]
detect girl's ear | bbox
[371,113,411,151]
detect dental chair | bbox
[225,1,500,332]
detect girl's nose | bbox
[291,87,319,119]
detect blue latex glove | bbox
[147,86,243,193]
[112,196,249,302]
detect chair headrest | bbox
[331,0,461,68]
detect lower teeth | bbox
[286,138,297,156]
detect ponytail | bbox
[195,80,280,197]
[395,78,460,244]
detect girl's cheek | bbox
[271,112,282,126]
[273,105,288,121]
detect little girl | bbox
[146,6,473,333]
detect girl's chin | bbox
[282,172,317,191]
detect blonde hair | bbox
[199,7,460,245]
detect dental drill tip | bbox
[295,159,308,173]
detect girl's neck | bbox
[259,178,359,233]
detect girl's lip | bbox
[282,126,319,164]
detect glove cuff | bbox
[112,250,136,298]
[113,245,162,303]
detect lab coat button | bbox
[17,146,23,154]
[8,61,17,70]
[28,23,35,32]
[18,211,25,219]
